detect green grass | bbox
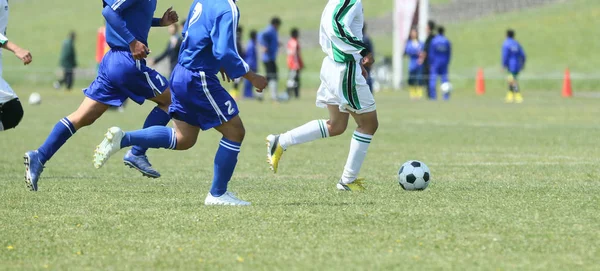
[1,88,600,270]
[374,0,600,92]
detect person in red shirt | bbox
[286,28,303,99]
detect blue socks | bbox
[37,117,76,164]
[120,126,177,150]
[210,138,241,197]
[131,107,171,156]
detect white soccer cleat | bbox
[204,191,251,206]
[93,127,125,169]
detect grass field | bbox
[1,88,599,270]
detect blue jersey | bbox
[502,38,526,73]
[102,0,159,50]
[259,25,279,62]
[429,34,451,66]
[179,0,248,79]
[405,39,423,71]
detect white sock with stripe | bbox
[279,119,329,150]
[341,131,373,184]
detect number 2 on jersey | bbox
[225,100,235,115]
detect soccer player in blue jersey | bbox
[428,26,452,100]
[92,0,268,206]
[502,29,526,103]
[23,0,179,191]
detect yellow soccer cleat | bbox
[336,178,366,191]
[515,92,523,103]
[416,87,424,99]
[266,134,284,173]
[505,91,514,103]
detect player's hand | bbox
[160,6,179,26]
[220,68,232,83]
[360,63,368,78]
[244,72,267,92]
[362,52,375,68]
[130,40,150,60]
[14,48,32,65]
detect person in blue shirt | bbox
[92,0,268,206]
[502,29,526,103]
[405,27,424,100]
[243,30,259,99]
[428,26,452,100]
[258,17,282,102]
[23,0,179,191]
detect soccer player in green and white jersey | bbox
[266,0,377,191]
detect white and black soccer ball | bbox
[440,82,453,93]
[28,92,42,105]
[398,160,431,191]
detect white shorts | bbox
[316,57,375,114]
[0,76,17,104]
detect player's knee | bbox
[223,124,245,143]
[327,121,347,137]
[0,98,24,130]
[176,136,197,150]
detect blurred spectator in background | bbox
[243,30,258,99]
[502,29,526,103]
[405,27,424,100]
[362,23,374,92]
[428,26,452,100]
[422,20,436,100]
[258,17,282,102]
[95,26,109,70]
[286,28,303,99]
[151,22,183,75]
[228,26,244,100]
[54,31,77,91]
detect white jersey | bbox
[0,0,16,104]
[316,0,375,114]
[319,0,368,63]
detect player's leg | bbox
[266,101,350,173]
[93,118,198,170]
[408,69,417,99]
[441,66,450,100]
[428,66,438,100]
[512,72,523,103]
[286,70,295,98]
[25,97,109,191]
[123,65,171,178]
[336,109,378,191]
[417,67,425,99]
[336,61,378,191]
[505,72,516,103]
[65,70,74,90]
[204,115,250,205]
[268,61,279,101]
[0,98,24,131]
[294,70,301,98]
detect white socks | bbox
[269,80,278,100]
[279,119,329,149]
[341,131,373,184]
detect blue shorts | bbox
[168,64,239,131]
[84,50,169,107]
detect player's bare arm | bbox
[243,71,267,93]
[1,41,32,65]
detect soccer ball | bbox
[440,82,453,93]
[28,92,42,105]
[398,160,431,191]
